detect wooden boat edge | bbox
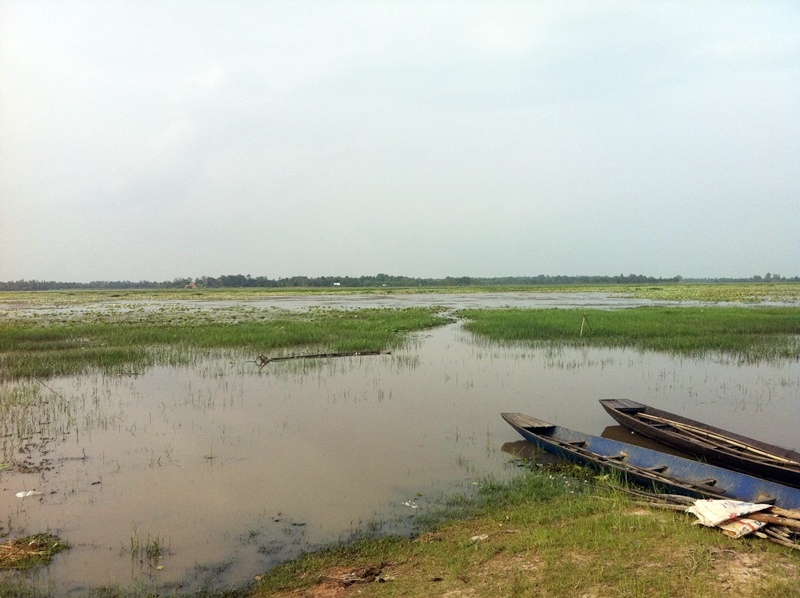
[598,399,800,488]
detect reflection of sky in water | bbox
[2,320,798,593]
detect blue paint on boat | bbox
[502,412,800,509]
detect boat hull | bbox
[501,412,800,509]
[599,399,800,489]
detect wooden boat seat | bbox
[567,440,587,447]
[507,413,556,431]
[602,399,647,414]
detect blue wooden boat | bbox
[501,412,800,509]
[599,399,800,489]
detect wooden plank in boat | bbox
[601,399,647,413]
[508,413,556,430]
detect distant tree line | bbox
[1,272,797,291]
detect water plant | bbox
[128,526,168,566]
[0,381,73,467]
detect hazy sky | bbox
[1,1,798,282]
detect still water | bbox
[2,309,799,594]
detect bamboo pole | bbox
[761,528,800,550]
[770,507,800,520]
[636,413,799,466]
[747,512,800,531]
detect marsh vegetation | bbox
[0,285,798,596]
[461,306,800,361]
[0,305,448,380]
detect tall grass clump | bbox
[460,306,800,362]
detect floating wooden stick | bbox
[254,350,391,368]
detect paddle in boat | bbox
[501,412,800,509]
[599,399,800,489]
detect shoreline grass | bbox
[250,467,800,598]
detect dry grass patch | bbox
[0,534,67,570]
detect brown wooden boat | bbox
[599,399,800,489]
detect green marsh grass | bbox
[0,307,449,380]
[459,306,800,362]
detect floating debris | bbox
[0,534,68,570]
[15,490,43,499]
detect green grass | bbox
[0,307,449,380]
[459,307,800,361]
[250,468,800,597]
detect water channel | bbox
[1,294,798,594]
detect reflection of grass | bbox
[0,307,449,380]
[460,306,800,361]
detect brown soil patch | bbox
[710,548,770,592]
[269,564,391,598]
[478,551,543,577]
[709,546,800,593]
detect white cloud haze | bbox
[1,1,798,282]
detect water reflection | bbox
[600,425,693,458]
[501,440,567,466]
[1,321,798,594]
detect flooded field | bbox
[1,295,799,595]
